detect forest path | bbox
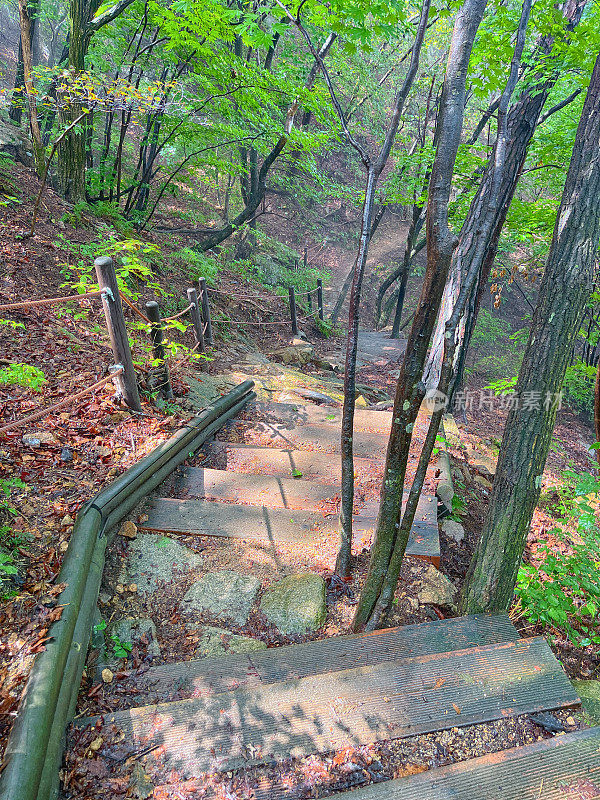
[65,345,589,798]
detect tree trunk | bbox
[17,0,44,175]
[425,0,587,391]
[9,39,25,125]
[461,51,600,614]
[57,0,90,202]
[362,0,533,630]
[335,0,431,577]
[353,0,488,629]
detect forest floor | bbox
[0,157,598,791]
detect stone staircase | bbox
[75,385,597,797]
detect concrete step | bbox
[219,419,390,458]
[317,727,600,800]
[140,493,440,563]
[202,442,383,484]
[81,637,578,777]
[172,465,344,509]
[248,401,393,433]
[110,615,520,705]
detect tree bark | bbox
[461,50,600,614]
[336,0,432,577]
[17,0,44,175]
[425,0,587,392]
[353,0,488,629]
[363,0,533,629]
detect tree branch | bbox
[88,0,137,32]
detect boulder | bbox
[270,341,315,366]
[182,570,260,625]
[122,534,203,596]
[191,625,267,658]
[441,519,465,544]
[0,120,33,167]
[415,563,457,609]
[260,573,326,634]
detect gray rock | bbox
[270,342,315,366]
[182,570,260,625]
[442,519,465,544]
[191,625,267,658]
[0,120,33,167]
[260,573,326,634]
[22,430,57,448]
[415,564,457,609]
[122,534,203,595]
[110,617,161,658]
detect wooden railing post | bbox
[187,287,205,357]
[94,256,141,411]
[289,286,298,336]
[307,291,313,314]
[196,277,213,346]
[317,279,324,321]
[145,301,173,400]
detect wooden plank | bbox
[82,638,579,777]
[121,615,520,703]
[140,496,439,562]
[313,727,600,800]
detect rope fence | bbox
[0,253,326,424]
[0,290,106,312]
[0,368,124,436]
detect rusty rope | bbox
[0,291,105,312]
[0,368,124,436]
[119,291,151,324]
[162,303,193,322]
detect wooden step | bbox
[114,615,520,704]
[203,442,383,484]
[170,467,436,522]
[219,419,390,458]
[248,401,393,433]
[82,638,578,777]
[313,727,600,800]
[172,465,345,509]
[140,495,439,562]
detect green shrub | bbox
[0,478,28,596]
[0,363,46,391]
[516,468,600,647]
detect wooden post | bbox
[307,291,313,314]
[187,287,205,357]
[197,277,213,346]
[94,256,141,411]
[294,258,299,272]
[145,301,173,400]
[289,286,298,336]
[317,279,324,321]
